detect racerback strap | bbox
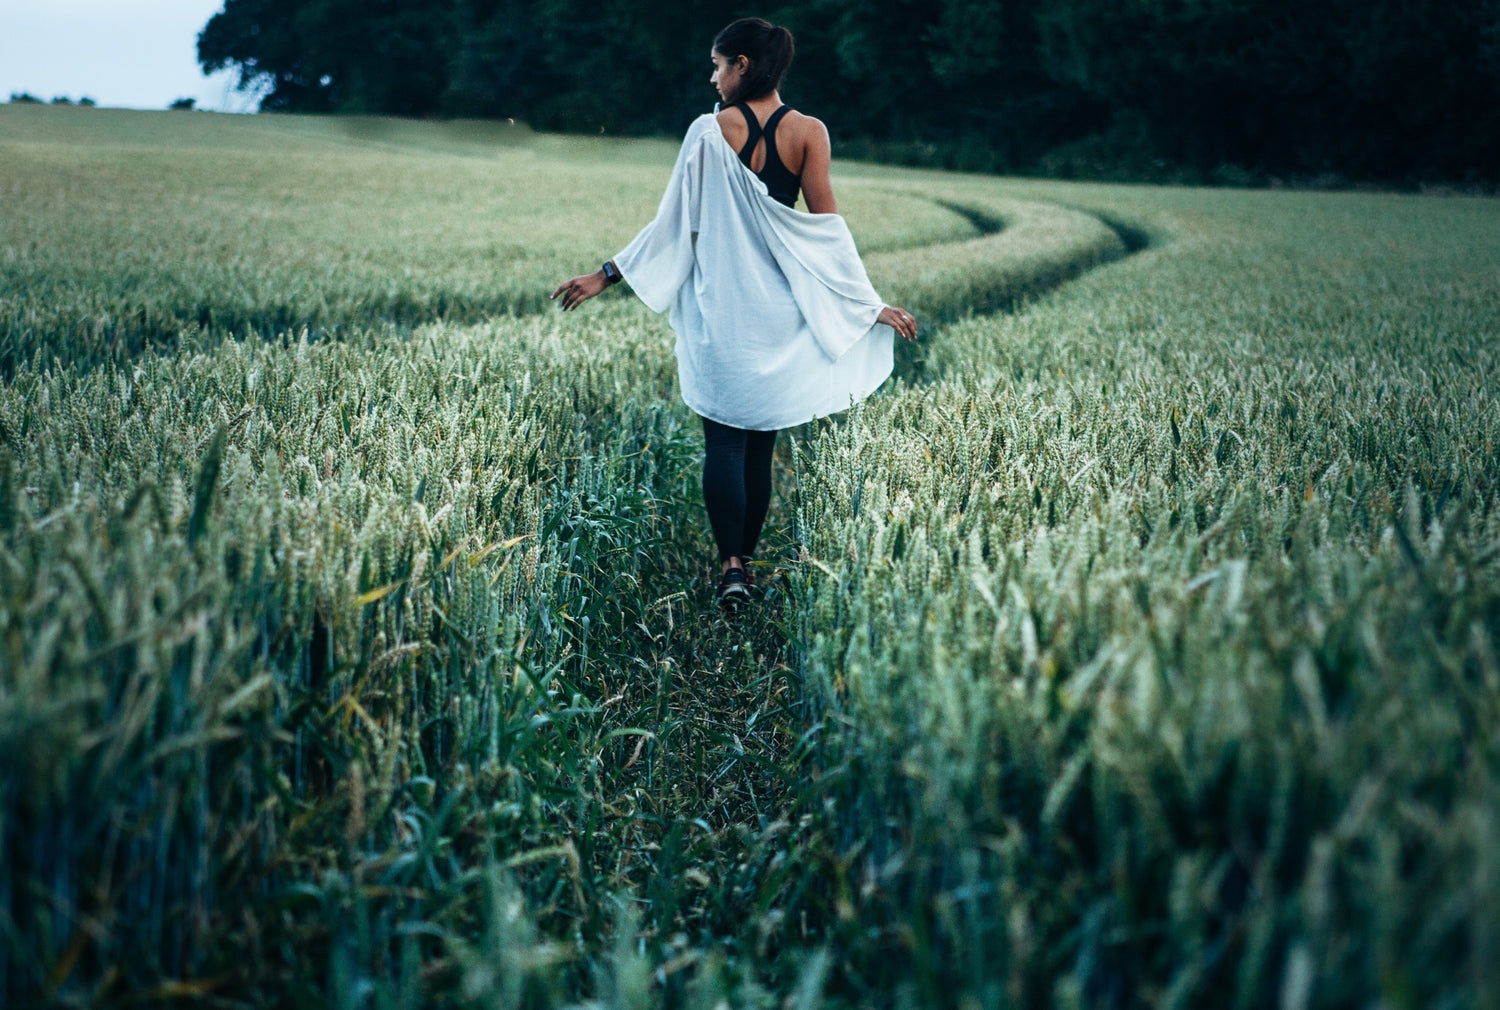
[732,101,801,207]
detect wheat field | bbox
[2,103,1498,1008]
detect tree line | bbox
[198,0,1500,185]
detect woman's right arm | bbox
[554,122,705,313]
[551,264,613,311]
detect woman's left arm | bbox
[799,118,837,215]
[797,118,916,340]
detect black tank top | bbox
[733,102,801,208]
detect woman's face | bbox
[710,50,746,103]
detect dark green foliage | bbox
[1036,0,1500,181]
[198,0,1500,182]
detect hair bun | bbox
[713,18,796,103]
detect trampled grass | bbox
[1,104,1498,1008]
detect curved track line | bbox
[596,186,1157,987]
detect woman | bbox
[551,17,918,608]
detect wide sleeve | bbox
[613,126,705,313]
[759,209,886,361]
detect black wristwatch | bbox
[601,260,622,285]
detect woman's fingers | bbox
[552,273,608,311]
[881,305,917,340]
[551,275,588,310]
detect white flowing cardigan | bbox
[613,113,895,431]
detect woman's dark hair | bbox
[713,18,794,104]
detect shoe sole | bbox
[717,584,752,611]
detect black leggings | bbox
[701,416,778,562]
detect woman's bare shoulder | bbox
[784,110,829,145]
[715,107,747,144]
[785,111,830,156]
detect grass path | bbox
[9,107,1496,1006]
[2,105,1141,1000]
[565,192,1149,995]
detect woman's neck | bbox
[739,90,782,110]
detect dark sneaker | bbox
[716,567,751,610]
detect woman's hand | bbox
[551,270,608,311]
[879,305,918,341]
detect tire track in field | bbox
[611,195,1152,961]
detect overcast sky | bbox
[1,0,257,112]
